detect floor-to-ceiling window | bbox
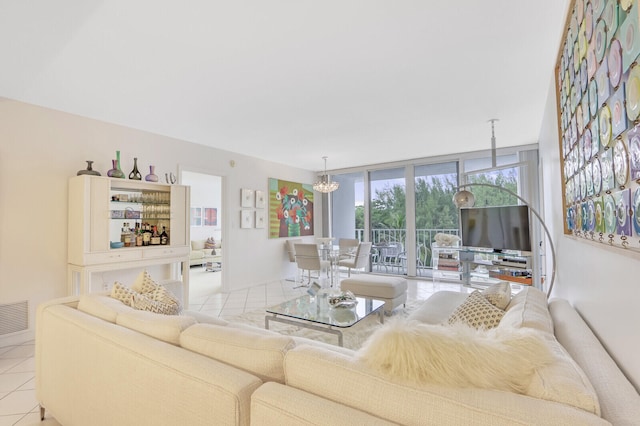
[329,147,540,279]
[369,168,406,275]
[413,162,459,276]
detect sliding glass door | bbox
[369,168,406,275]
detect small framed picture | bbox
[241,188,254,208]
[241,210,253,228]
[255,210,266,228]
[255,190,265,209]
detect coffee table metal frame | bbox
[265,295,385,347]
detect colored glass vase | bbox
[129,157,142,180]
[145,165,158,182]
[107,159,125,178]
[77,160,101,176]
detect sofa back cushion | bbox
[191,239,205,250]
[116,310,196,345]
[500,287,553,334]
[77,293,133,323]
[180,323,295,383]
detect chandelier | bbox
[313,156,339,193]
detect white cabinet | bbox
[67,175,190,301]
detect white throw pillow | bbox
[448,291,504,329]
[481,281,512,310]
[357,319,553,393]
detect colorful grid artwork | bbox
[557,0,640,247]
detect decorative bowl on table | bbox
[328,291,358,309]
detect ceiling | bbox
[0,0,569,171]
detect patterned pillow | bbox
[110,282,136,307]
[481,281,512,310]
[131,293,181,315]
[204,237,217,255]
[448,291,505,329]
[132,270,160,294]
[149,285,181,312]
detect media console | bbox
[432,245,539,288]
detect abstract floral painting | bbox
[268,178,314,238]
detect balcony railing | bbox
[353,228,459,271]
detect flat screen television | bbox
[460,205,532,253]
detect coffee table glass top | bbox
[266,294,384,328]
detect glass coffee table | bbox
[265,294,385,347]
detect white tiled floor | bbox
[0,266,467,425]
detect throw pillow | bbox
[131,292,181,315]
[132,270,160,294]
[149,285,182,313]
[481,281,512,310]
[357,318,553,393]
[204,237,216,248]
[448,291,504,329]
[110,282,136,307]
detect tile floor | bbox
[0,266,468,425]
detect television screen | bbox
[460,205,531,252]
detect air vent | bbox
[0,301,28,335]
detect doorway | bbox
[180,170,224,300]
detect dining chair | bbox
[337,238,359,260]
[285,238,303,281]
[294,243,330,284]
[338,242,372,277]
[378,242,403,273]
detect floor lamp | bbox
[452,183,556,298]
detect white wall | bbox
[0,98,319,344]
[538,78,640,390]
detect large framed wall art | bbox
[556,0,640,252]
[268,178,314,238]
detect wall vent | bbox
[0,301,29,336]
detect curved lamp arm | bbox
[454,183,556,298]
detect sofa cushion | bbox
[501,287,553,334]
[191,239,206,250]
[180,323,295,383]
[407,291,470,324]
[77,293,133,323]
[116,309,196,345]
[357,319,552,393]
[448,291,504,329]
[481,281,512,310]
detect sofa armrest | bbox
[550,299,640,426]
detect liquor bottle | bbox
[121,222,129,244]
[160,226,169,245]
[142,223,151,246]
[135,227,143,246]
[150,226,161,245]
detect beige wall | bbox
[0,98,319,345]
[538,78,640,391]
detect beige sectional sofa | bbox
[36,287,640,425]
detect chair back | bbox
[285,239,302,262]
[353,242,373,268]
[338,238,359,256]
[294,243,322,270]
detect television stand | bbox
[432,245,535,288]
